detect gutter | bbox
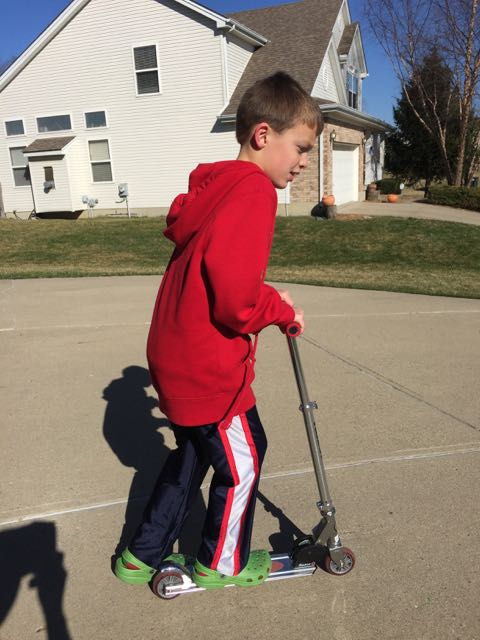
[219,19,268,47]
[319,103,391,132]
[218,105,391,131]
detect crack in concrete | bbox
[301,334,480,433]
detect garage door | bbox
[332,143,359,205]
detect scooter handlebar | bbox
[285,322,303,337]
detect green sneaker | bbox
[162,553,195,568]
[114,549,156,585]
[192,550,272,589]
[115,550,194,585]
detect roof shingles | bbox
[25,136,75,153]
[224,0,344,114]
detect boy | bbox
[115,71,323,589]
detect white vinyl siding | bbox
[0,0,236,213]
[312,54,340,101]
[9,146,31,186]
[89,139,113,182]
[29,155,74,212]
[133,44,160,95]
[226,35,254,99]
[36,114,72,132]
[5,119,25,136]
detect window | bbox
[133,45,160,95]
[85,111,107,128]
[44,166,55,188]
[37,114,72,133]
[89,139,113,182]
[9,147,31,186]
[347,72,358,109]
[5,119,25,136]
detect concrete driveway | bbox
[338,197,480,226]
[1,276,479,639]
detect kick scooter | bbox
[151,324,355,599]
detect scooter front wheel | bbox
[324,548,355,576]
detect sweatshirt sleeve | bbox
[203,174,295,335]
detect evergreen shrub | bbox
[376,178,401,194]
[427,185,480,212]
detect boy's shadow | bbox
[0,521,72,639]
[103,366,206,562]
[257,490,307,552]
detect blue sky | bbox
[0,0,398,124]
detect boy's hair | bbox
[236,71,324,144]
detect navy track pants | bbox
[129,405,267,576]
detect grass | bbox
[1,216,479,298]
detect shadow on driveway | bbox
[102,365,207,563]
[0,521,72,639]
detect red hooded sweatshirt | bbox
[146,160,295,426]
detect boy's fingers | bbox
[278,289,294,306]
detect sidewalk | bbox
[338,197,480,226]
[1,276,479,639]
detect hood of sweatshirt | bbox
[164,160,268,249]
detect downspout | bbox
[28,163,37,216]
[318,132,324,202]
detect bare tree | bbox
[364,0,480,186]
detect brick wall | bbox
[289,121,366,209]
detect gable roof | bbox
[338,21,357,56]
[223,0,344,115]
[0,0,267,93]
[25,136,75,154]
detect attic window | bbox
[347,72,358,109]
[133,45,160,95]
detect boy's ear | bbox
[252,122,270,150]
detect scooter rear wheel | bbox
[324,548,355,576]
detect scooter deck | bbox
[162,553,316,597]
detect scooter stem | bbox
[286,330,334,514]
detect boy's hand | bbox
[279,290,305,332]
[293,308,305,332]
[278,290,294,307]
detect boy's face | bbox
[255,121,317,189]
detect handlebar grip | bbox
[286,322,302,337]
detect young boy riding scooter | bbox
[115,71,323,589]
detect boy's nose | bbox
[299,153,308,169]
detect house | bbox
[0,0,388,218]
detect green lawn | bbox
[1,216,479,298]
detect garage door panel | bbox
[332,144,359,205]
